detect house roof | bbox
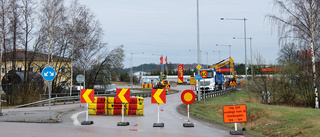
[2,49,71,62]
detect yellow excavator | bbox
[210,57,237,87]
[153,74,170,89]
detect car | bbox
[105,84,117,94]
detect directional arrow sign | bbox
[115,89,130,103]
[81,89,94,103]
[151,89,166,104]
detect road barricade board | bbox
[223,104,247,123]
[88,96,144,116]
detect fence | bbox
[195,87,237,100]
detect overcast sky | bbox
[76,0,279,68]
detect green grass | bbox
[188,90,320,137]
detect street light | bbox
[213,50,221,61]
[216,44,231,58]
[221,17,248,92]
[130,52,144,88]
[234,37,253,80]
[216,44,232,78]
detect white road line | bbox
[71,111,86,126]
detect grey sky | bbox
[77,0,279,68]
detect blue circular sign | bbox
[42,67,56,81]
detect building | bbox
[1,49,71,89]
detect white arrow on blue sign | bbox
[42,67,56,81]
[195,75,203,80]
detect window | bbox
[61,66,66,74]
[1,66,5,74]
[17,66,22,72]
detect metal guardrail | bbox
[13,92,154,108]
[195,87,237,100]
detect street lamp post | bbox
[221,17,248,92]
[213,51,221,61]
[130,52,143,88]
[216,44,232,78]
[234,37,253,81]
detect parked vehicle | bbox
[105,84,117,94]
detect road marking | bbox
[71,111,86,126]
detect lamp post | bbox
[221,17,248,92]
[196,0,201,101]
[234,37,253,80]
[130,52,143,88]
[213,50,221,61]
[216,44,232,78]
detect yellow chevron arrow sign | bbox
[115,89,130,103]
[152,89,166,104]
[81,89,94,103]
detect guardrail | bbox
[14,92,155,108]
[195,87,237,100]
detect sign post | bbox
[181,90,196,127]
[80,89,94,125]
[151,89,166,127]
[223,104,247,135]
[115,89,130,126]
[200,70,208,106]
[41,67,56,120]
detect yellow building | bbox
[1,49,72,89]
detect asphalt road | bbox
[0,85,246,137]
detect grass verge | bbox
[188,90,320,137]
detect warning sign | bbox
[229,81,237,86]
[223,105,247,123]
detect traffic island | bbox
[153,123,164,127]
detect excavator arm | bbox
[210,57,237,81]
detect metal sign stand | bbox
[117,103,129,126]
[183,104,194,127]
[153,103,164,127]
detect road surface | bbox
[0,85,247,137]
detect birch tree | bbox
[268,0,320,108]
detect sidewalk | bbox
[0,103,84,123]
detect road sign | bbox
[229,81,237,86]
[151,89,166,104]
[195,75,203,80]
[223,104,247,123]
[76,74,85,83]
[42,67,56,81]
[115,89,130,103]
[241,80,246,86]
[200,70,208,78]
[81,89,95,103]
[196,64,202,70]
[181,90,195,104]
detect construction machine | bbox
[153,74,170,89]
[210,57,237,87]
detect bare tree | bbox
[267,0,320,108]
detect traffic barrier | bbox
[130,97,144,104]
[107,103,122,109]
[126,103,144,110]
[89,103,107,110]
[89,108,107,115]
[126,109,144,115]
[94,97,107,103]
[107,97,115,103]
[142,84,153,88]
[107,109,123,115]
